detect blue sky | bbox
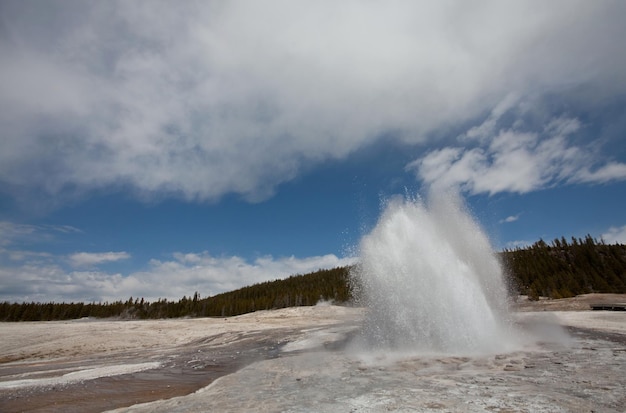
[1,1,626,303]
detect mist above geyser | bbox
[351,192,517,355]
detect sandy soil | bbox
[1,296,625,412]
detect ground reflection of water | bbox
[0,330,286,413]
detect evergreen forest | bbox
[1,236,625,321]
[501,235,626,300]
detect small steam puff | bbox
[351,191,523,356]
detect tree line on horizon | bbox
[0,267,351,321]
[1,235,625,321]
[501,235,626,300]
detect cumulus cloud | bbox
[0,219,354,302]
[69,251,131,268]
[0,251,357,303]
[602,225,626,245]
[407,103,626,195]
[1,1,625,203]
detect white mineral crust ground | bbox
[1,296,626,412]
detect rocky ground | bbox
[1,296,625,412]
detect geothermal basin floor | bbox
[1,299,626,412]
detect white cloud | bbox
[68,251,131,268]
[0,222,38,246]
[1,1,625,203]
[504,240,534,250]
[0,221,81,247]
[500,215,520,224]
[127,252,357,301]
[463,93,520,143]
[407,109,626,195]
[0,251,357,303]
[573,163,626,185]
[601,225,626,245]
[0,248,53,262]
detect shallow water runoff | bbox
[351,192,518,355]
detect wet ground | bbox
[1,302,625,413]
[109,322,626,413]
[0,330,286,413]
[0,305,360,413]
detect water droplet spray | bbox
[351,191,517,355]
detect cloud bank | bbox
[0,249,356,303]
[1,1,625,203]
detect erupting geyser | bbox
[352,192,517,355]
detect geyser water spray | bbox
[351,191,517,355]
